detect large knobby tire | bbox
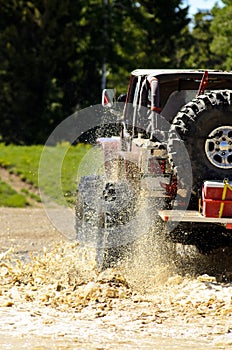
[168,90,232,201]
[75,175,136,270]
[75,175,104,244]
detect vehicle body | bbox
[76,69,232,269]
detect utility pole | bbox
[101,0,108,90]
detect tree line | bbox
[0,0,230,144]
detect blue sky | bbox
[185,0,223,17]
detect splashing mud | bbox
[1,238,232,349]
[1,209,232,349]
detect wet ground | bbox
[1,208,232,349]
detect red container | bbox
[203,180,232,200]
[202,181,232,218]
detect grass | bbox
[0,179,29,207]
[0,143,92,207]
[39,142,93,205]
[21,188,41,202]
[0,144,42,186]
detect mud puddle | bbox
[1,209,232,349]
[1,240,232,349]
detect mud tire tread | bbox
[167,89,232,192]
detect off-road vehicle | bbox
[76,69,232,269]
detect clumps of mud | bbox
[2,239,232,323]
[0,242,132,312]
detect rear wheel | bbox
[75,176,136,270]
[168,90,232,200]
[167,90,232,252]
[75,175,104,247]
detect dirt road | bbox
[1,208,232,349]
[0,207,64,259]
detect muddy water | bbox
[1,208,232,349]
[1,236,232,350]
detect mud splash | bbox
[1,238,232,349]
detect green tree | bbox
[0,0,191,144]
[0,0,82,144]
[184,11,220,69]
[102,0,190,91]
[135,0,190,68]
[210,0,232,70]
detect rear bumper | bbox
[159,210,232,230]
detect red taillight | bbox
[104,93,110,106]
[166,175,178,198]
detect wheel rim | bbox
[205,125,232,169]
